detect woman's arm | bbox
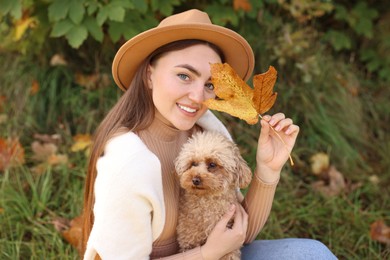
[84,133,165,259]
[243,113,299,243]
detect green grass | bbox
[1,47,389,260]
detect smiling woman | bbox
[81,9,336,260]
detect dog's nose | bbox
[192,177,201,186]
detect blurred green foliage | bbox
[1,0,389,83]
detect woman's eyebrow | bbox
[175,64,212,81]
[175,64,201,77]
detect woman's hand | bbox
[200,204,248,260]
[256,113,300,183]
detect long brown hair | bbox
[81,39,224,254]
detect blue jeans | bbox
[241,238,338,260]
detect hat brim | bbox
[112,23,254,91]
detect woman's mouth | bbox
[177,104,198,113]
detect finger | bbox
[285,124,300,136]
[268,113,285,127]
[258,119,271,144]
[215,204,236,229]
[274,118,293,132]
[236,204,248,230]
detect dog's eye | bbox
[208,162,217,169]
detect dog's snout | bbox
[192,177,201,186]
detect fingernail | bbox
[269,119,275,126]
[275,125,281,131]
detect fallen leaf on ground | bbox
[31,139,68,174]
[71,134,92,152]
[31,141,57,162]
[30,80,39,95]
[75,72,111,89]
[0,137,25,171]
[370,220,390,245]
[310,152,330,175]
[53,215,83,254]
[33,133,61,144]
[50,54,68,66]
[311,165,346,196]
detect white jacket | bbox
[84,111,231,259]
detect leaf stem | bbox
[259,115,294,166]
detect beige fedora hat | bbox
[112,9,255,91]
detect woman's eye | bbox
[205,83,214,91]
[178,74,189,81]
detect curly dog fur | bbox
[175,131,252,260]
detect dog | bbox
[174,131,252,260]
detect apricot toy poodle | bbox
[174,131,252,260]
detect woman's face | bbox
[148,44,222,130]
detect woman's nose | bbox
[188,84,205,103]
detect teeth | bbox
[178,104,197,113]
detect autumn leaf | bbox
[204,63,295,165]
[31,141,58,162]
[310,152,330,175]
[233,0,252,11]
[13,14,37,41]
[31,79,39,95]
[0,137,25,171]
[50,54,68,66]
[0,95,6,112]
[71,134,92,154]
[75,72,111,90]
[204,63,278,124]
[311,165,346,197]
[31,140,68,174]
[203,63,259,124]
[370,220,390,245]
[53,215,83,255]
[252,66,278,115]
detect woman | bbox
[82,9,337,259]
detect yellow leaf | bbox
[310,152,330,175]
[71,134,92,152]
[204,63,259,124]
[14,16,37,41]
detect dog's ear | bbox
[174,154,186,177]
[234,148,252,189]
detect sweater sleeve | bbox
[84,133,165,260]
[242,172,279,244]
